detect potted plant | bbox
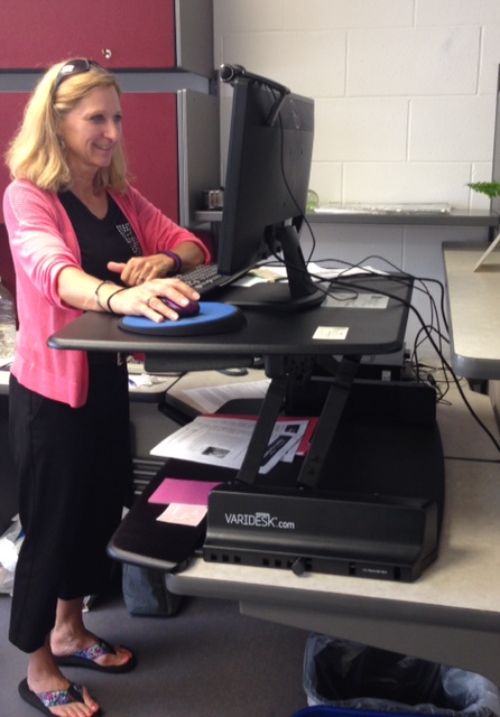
[468,180,500,199]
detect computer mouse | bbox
[161,296,200,318]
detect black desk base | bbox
[108,381,444,581]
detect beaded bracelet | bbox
[162,250,182,276]
[106,287,128,314]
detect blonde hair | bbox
[5,59,128,193]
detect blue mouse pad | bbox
[118,302,245,336]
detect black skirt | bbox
[8,357,133,653]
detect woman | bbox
[3,58,210,717]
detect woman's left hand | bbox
[107,254,176,286]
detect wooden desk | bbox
[443,242,500,379]
[166,385,500,683]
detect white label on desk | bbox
[313,326,349,340]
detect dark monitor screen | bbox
[217,71,323,310]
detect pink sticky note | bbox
[148,478,221,506]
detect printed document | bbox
[150,415,312,474]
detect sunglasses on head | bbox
[53,58,102,94]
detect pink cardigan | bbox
[3,179,211,407]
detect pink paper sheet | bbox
[148,477,222,506]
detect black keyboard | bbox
[178,264,246,296]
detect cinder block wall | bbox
[213,0,500,360]
[213,0,500,210]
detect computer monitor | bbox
[217,65,324,310]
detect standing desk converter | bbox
[51,276,443,564]
[50,276,446,629]
[49,273,443,574]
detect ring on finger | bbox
[146,296,154,307]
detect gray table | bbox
[443,241,500,379]
[166,385,500,683]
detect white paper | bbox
[177,379,270,414]
[306,263,388,279]
[150,415,308,475]
[0,355,14,370]
[324,292,389,309]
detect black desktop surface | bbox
[48,274,412,364]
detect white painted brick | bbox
[308,162,343,205]
[214,1,500,213]
[314,98,408,161]
[478,25,500,95]
[409,95,496,161]
[415,0,481,26]
[348,26,480,95]
[481,0,500,24]
[284,0,413,30]
[221,30,346,97]
[343,162,472,208]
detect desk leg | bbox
[236,375,288,485]
[297,355,361,488]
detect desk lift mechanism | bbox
[203,354,443,582]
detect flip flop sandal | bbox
[18,677,101,716]
[54,637,136,673]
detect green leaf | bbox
[467,181,500,198]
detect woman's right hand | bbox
[106,277,199,321]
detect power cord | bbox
[262,87,499,453]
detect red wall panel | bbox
[121,93,179,222]
[0,93,31,223]
[0,0,176,69]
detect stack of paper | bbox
[177,378,270,414]
[150,414,318,475]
